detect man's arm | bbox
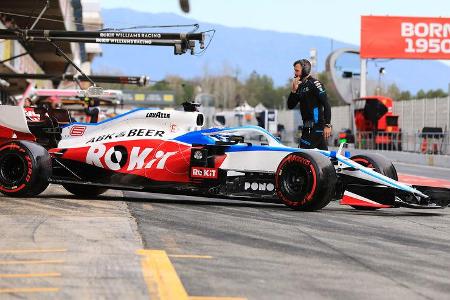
[312,80,331,124]
[287,76,302,109]
[287,92,300,109]
[312,79,332,139]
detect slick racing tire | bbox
[275,151,337,211]
[62,184,108,198]
[350,153,398,210]
[0,141,51,197]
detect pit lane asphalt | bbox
[124,161,450,300]
[0,162,449,299]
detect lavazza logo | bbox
[146,112,170,118]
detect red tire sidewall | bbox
[0,143,34,194]
[275,154,318,208]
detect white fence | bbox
[330,97,450,135]
[277,97,450,149]
[393,97,450,134]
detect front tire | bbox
[0,141,51,197]
[275,151,336,211]
[350,153,397,210]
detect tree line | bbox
[383,84,448,101]
[100,70,448,109]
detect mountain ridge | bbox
[92,8,450,93]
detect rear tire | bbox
[275,151,336,211]
[0,141,51,197]
[62,184,108,197]
[350,153,397,210]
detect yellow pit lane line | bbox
[0,259,64,265]
[0,249,67,254]
[0,287,59,294]
[137,249,189,300]
[136,249,246,300]
[0,272,61,278]
[190,297,247,300]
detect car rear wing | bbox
[0,106,31,136]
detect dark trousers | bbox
[299,127,328,150]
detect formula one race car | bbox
[0,104,448,211]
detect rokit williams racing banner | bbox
[361,16,450,59]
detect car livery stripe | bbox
[317,150,425,196]
[61,108,157,128]
[225,145,299,153]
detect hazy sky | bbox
[100,0,450,68]
[101,0,449,46]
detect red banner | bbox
[361,16,450,59]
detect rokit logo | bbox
[244,182,275,192]
[190,167,218,179]
[146,112,170,118]
[86,129,165,143]
[86,144,176,171]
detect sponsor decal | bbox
[70,125,86,136]
[86,145,176,171]
[99,32,162,39]
[190,167,218,179]
[314,81,325,92]
[244,182,275,192]
[86,129,165,143]
[170,124,177,132]
[361,16,450,59]
[24,109,41,122]
[95,38,153,45]
[146,112,170,118]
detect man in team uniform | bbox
[287,59,332,150]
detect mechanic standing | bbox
[287,59,332,150]
[83,97,100,123]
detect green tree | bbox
[181,82,195,102]
[317,72,344,106]
[386,83,401,100]
[241,71,280,108]
[398,91,412,101]
[416,89,426,99]
[425,89,448,98]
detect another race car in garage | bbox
[0,103,448,211]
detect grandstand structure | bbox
[0,0,102,103]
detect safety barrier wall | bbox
[329,97,450,135]
[393,97,450,134]
[351,131,450,155]
[275,97,450,153]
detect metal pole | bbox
[401,100,404,130]
[423,98,426,128]
[0,73,149,86]
[360,59,367,97]
[0,52,29,64]
[435,97,438,127]
[48,40,95,86]
[447,95,450,132]
[30,0,50,30]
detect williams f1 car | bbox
[0,104,448,211]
